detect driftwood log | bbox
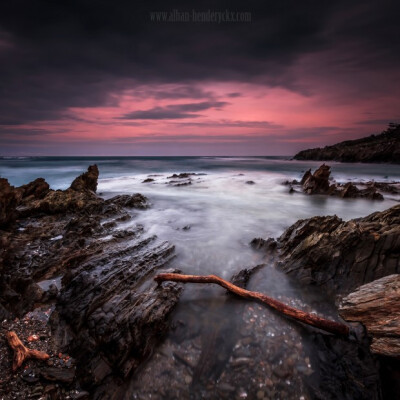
[6,331,50,371]
[155,273,349,336]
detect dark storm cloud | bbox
[0,0,399,127]
[119,101,229,119]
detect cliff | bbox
[294,123,400,163]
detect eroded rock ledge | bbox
[0,165,182,397]
[272,205,400,298]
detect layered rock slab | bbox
[275,205,400,297]
[340,274,400,357]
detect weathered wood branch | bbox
[154,273,349,336]
[6,331,50,372]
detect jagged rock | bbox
[294,164,385,200]
[302,164,332,194]
[340,182,384,200]
[272,205,400,297]
[339,274,400,357]
[106,194,149,209]
[250,237,277,252]
[340,182,360,198]
[294,123,400,163]
[16,178,50,201]
[0,165,182,396]
[0,178,18,227]
[300,169,311,185]
[70,165,99,192]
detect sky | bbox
[0,1,399,156]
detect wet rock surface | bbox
[294,123,400,163]
[251,204,400,399]
[1,163,398,399]
[127,263,383,400]
[285,164,387,199]
[0,308,79,399]
[273,205,400,298]
[0,165,182,398]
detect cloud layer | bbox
[0,1,399,155]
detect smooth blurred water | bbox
[2,157,398,397]
[1,156,399,279]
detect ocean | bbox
[1,156,399,397]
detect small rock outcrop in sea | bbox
[285,164,386,199]
[339,274,400,357]
[294,123,400,163]
[0,165,182,398]
[274,205,400,297]
[301,164,332,194]
[69,164,99,192]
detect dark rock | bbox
[17,178,50,201]
[142,178,155,183]
[340,182,384,200]
[295,164,385,200]
[167,173,195,179]
[0,165,182,398]
[40,367,76,383]
[339,182,360,198]
[250,237,277,252]
[0,178,18,227]
[273,205,400,297]
[302,164,331,194]
[70,165,99,192]
[106,194,149,209]
[294,123,400,163]
[300,169,312,185]
[304,330,381,400]
[245,181,255,185]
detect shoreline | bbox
[0,165,399,399]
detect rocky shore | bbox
[1,165,399,399]
[293,123,400,163]
[0,166,182,398]
[252,204,400,399]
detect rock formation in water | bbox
[274,205,400,297]
[0,165,182,397]
[294,123,400,163]
[287,164,385,199]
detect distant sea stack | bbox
[294,123,400,163]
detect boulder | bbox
[302,164,332,194]
[70,165,99,192]
[339,274,400,357]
